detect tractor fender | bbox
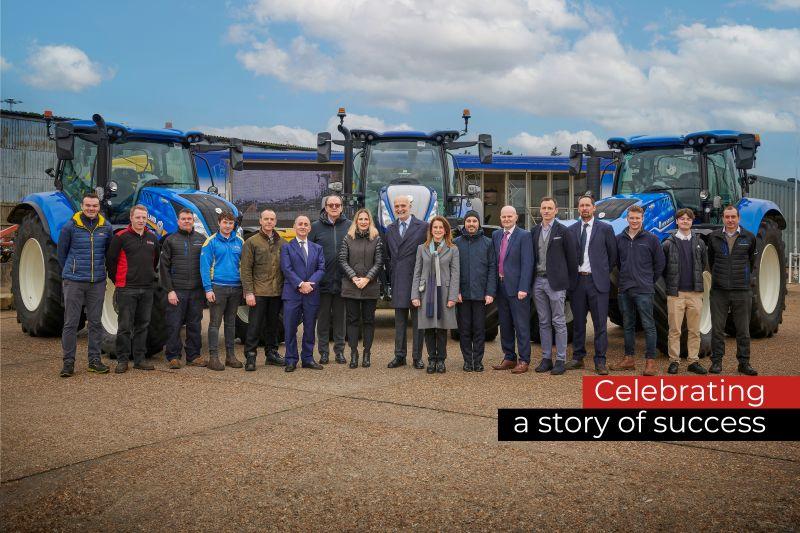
[736,198,786,235]
[7,192,74,244]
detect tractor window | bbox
[352,150,364,195]
[618,148,701,213]
[707,150,740,208]
[60,136,97,206]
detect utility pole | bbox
[2,98,23,111]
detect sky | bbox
[1,0,799,178]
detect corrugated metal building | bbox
[750,174,798,256]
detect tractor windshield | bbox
[617,148,702,211]
[107,141,196,219]
[362,140,445,217]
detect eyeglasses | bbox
[326,203,342,208]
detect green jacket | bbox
[240,230,286,297]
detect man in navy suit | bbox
[280,215,326,372]
[531,197,578,376]
[566,195,618,375]
[384,195,428,369]
[491,205,534,374]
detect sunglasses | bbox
[326,203,342,208]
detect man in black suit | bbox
[565,195,617,375]
[384,195,428,369]
[532,197,578,376]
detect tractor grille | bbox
[596,198,638,220]
[178,193,232,234]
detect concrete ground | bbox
[1,289,799,532]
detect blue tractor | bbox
[8,113,244,355]
[316,108,500,339]
[568,131,787,355]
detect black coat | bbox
[454,233,497,300]
[384,216,428,308]
[531,219,578,291]
[662,231,708,296]
[160,228,205,292]
[339,233,384,300]
[708,227,757,291]
[309,212,350,294]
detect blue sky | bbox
[2,0,798,178]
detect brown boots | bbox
[225,352,243,369]
[610,356,659,375]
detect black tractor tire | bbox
[101,283,169,358]
[749,218,787,338]
[11,211,64,336]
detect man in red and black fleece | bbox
[106,204,161,373]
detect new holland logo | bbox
[656,216,675,231]
[215,207,223,214]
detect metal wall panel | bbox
[749,175,797,258]
[0,115,57,205]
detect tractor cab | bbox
[317,108,492,232]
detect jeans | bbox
[317,292,346,357]
[533,277,568,361]
[208,285,240,357]
[244,296,282,355]
[165,289,204,362]
[424,328,448,361]
[618,290,657,359]
[62,280,105,364]
[115,287,154,364]
[345,298,377,353]
[456,299,486,365]
[710,289,751,364]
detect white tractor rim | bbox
[759,244,780,315]
[19,239,46,312]
[237,305,250,323]
[101,279,119,335]
[699,270,712,335]
[564,301,573,323]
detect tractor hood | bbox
[136,186,239,237]
[376,184,438,232]
[595,193,676,239]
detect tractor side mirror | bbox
[735,134,757,170]
[55,123,75,160]
[478,134,492,164]
[208,185,219,195]
[317,132,332,163]
[568,144,583,176]
[229,138,244,171]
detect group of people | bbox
[57,190,759,378]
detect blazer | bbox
[384,215,428,308]
[280,238,326,303]
[492,226,533,297]
[568,218,618,293]
[531,219,578,292]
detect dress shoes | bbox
[594,362,609,375]
[335,353,347,364]
[284,364,296,372]
[302,361,324,370]
[510,361,529,374]
[492,358,517,370]
[388,357,407,368]
[564,359,584,370]
[534,358,553,373]
[708,361,723,374]
[687,362,707,375]
[610,356,636,371]
[550,360,566,375]
[412,358,425,369]
[319,353,330,365]
[737,363,758,376]
[436,360,446,373]
[667,362,679,374]
[426,359,436,374]
[642,359,658,376]
[133,361,155,370]
[474,363,484,372]
[265,352,285,366]
[463,362,473,372]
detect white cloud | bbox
[230,1,800,134]
[762,0,800,10]
[195,124,317,147]
[0,56,11,71]
[509,130,602,155]
[23,45,111,92]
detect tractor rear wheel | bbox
[749,218,786,338]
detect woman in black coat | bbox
[339,208,384,368]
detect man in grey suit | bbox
[384,195,428,369]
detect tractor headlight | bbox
[193,215,208,237]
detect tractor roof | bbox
[607,130,750,150]
[67,119,204,143]
[350,129,462,142]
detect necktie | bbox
[498,230,510,277]
[578,223,588,266]
[400,221,407,238]
[299,240,308,264]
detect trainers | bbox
[167,359,182,370]
[133,361,155,370]
[187,356,206,367]
[60,362,74,377]
[88,361,109,374]
[115,361,129,374]
[245,354,256,372]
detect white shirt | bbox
[724,225,742,238]
[675,229,692,241]
[578,217,594,274]
[501,224,516,235]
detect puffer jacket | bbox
[240,230,285,297]
[200,231,244,292]
[708,227,758,290]
[58,212,113,283]
[662,231,708,296]
[454,232,497,301]
[160,228,205,292]
[309,212,350,294]
[339,231,384,299]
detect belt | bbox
[578,272,592,276]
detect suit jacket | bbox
[280,238,326,303]
[492,226,533,297]
[568,218,618,293]
[384,215,428,308]
[532,219,578,292]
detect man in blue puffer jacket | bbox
[57,192,113,377]
[201,211,245,371]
